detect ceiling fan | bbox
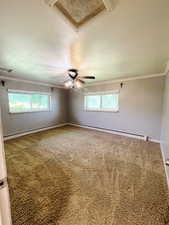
[64,69,95,88]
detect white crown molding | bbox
[0,73,165,89]
[0,75,64,89]
[84,73,166,87]
[0,67,168,90]
[0,73,166,90]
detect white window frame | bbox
[8,89,51,114]
[84,90,119,112]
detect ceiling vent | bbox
[102,0,114,11]
[44,0,58,7]
[45,0,115,28]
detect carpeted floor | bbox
[4,125,169,225]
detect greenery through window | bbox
[8,91,51,113]
[85,92,119,112]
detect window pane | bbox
[8,93,31,112]
[86,95,100,109]
[102,94,119,111]
[8,92,50,113]
[31,94,49,110]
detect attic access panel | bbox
[54,0,105,27]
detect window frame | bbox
[84,90,119,112]
[8,89,51,114]
[84,94,101,111]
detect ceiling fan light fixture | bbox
[75,80,82,88]
[64,80,73,88]
[65,68,95,89]
[69,71,76,76]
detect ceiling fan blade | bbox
[77,79,85,84]
[78,76,95,79]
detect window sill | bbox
[84,109,119,113]
[9,110,51,114]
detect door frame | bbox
[0,107,12,225]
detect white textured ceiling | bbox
[0,0,169,85]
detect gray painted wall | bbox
[68,76,165,140]
[161,73,169,177]
[0,80,68,136]
[0,76,165,141]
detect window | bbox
[8,90,51,113]
[84,95,100,110]
[85,91,119,112]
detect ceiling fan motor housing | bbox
[68,69,78,80]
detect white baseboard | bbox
[149,138,161,144]
[68,123,161,143]
[160,143,169,188]
[68,123,151,141]
[4,123,68,141]
[4,122,161,144]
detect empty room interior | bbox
[1,0,169,224]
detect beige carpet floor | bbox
[4,125,169,225]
